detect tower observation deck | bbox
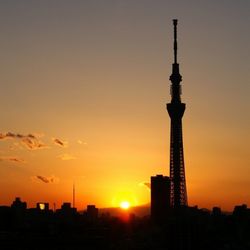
[167,19,188,208]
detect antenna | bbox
[73,182,75,208]
[173,19,178,64]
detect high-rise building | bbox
[151,175,170,220]
[167,19,188,208]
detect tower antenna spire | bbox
[173,19,178,64]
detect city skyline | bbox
[0,0,250,211]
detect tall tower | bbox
[167,19,188,208]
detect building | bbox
[86,205,98,220]
[11,197,27,210]
[60,202,77,214]
[56,202,77,216]
[10,197,27,228]
[151,175,170,221]
[167,19,188,208]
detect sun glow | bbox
[112,189,138,208]
[120,201,130,210]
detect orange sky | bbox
[0,0,249,211]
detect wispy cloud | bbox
[36,176,50,183]
[0,132,35,140]
[31,175,59,184]
[0,132,47,150]
[0,156,25,163]
[77,140,87,145]
[21,137,47,150]
[53,138,68,148]
[58,153,76,161]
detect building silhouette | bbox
[167,19,188,208]
[151,175,170,221]
[11,197,27,210]
[86,205,99,220]
[58,202,77,215]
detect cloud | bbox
[0,132,36,140]
[77,140,87,145]
[139,182,151,190]
[32,175,59,184]
[0,132,47,150]
[21,137,47,150]
[0,156,25,163]
[58,153,76,161]
[37,176,50,183]
[53,138,68,148]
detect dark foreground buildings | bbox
[0,197,250,250]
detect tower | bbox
[167,19,188,208]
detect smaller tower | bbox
[73,182,75,208]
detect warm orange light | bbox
[39,203,45,210]
[120,201,130,210]
[112,189,138,209]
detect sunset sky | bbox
[0,0,249,211]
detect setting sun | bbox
[120,201,130,210]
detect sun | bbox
[120,201,130,210]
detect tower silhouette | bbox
[167,19,188,208]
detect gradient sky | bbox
[0,0,249,211]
